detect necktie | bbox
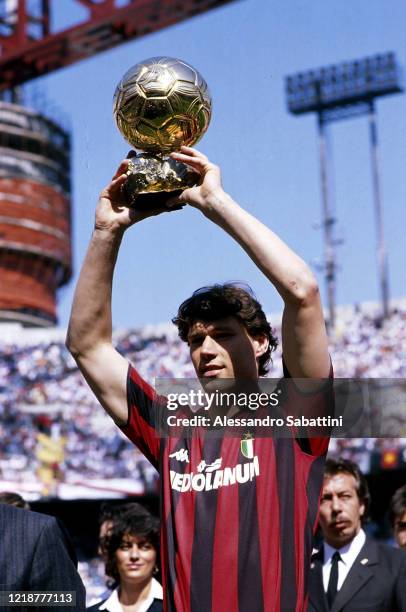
[327,551,341,607]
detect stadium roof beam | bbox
[285,53,403,326]
[0,0,237,91]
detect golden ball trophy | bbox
[113,57,212,205]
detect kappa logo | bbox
[169,448,190,463]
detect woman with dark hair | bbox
[88,506,163,611]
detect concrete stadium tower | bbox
[0,101,72,326]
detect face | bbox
[394,511,406,548]
[319,473,365,549]
[115,533,157,585]
[187,316,268,383]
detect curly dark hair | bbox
[172,283,278,376]
[99,501,150,530]
[103,506,160,585]
[324,458,371,523]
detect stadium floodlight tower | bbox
[285,52,403,327]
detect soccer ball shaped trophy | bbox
[113,57,212,205]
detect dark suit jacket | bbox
[307,538,406,612]
[0,504,86,611]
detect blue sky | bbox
[25,0,406,328]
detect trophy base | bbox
[122,153,199,206]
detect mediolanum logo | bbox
[170,455,259,492]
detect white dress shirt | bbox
[322,528,366,592]
[98,578,163,612]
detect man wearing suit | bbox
[307,458,406,612]
[0,503,86,610]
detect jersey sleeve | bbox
[119,363,165,469]
[282,356,334,456]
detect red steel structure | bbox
[0,0,235,91]
[0,0,236,325]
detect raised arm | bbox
[169,147,330,379]
[66,159,179,425]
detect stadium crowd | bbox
[0,304,405,493]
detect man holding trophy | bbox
[67,58,332,611]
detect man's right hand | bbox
[95,158,184,234]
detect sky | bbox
[23,0,406,329]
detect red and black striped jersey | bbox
[121,364,333,612]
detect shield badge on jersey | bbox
[241,433,254,459]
